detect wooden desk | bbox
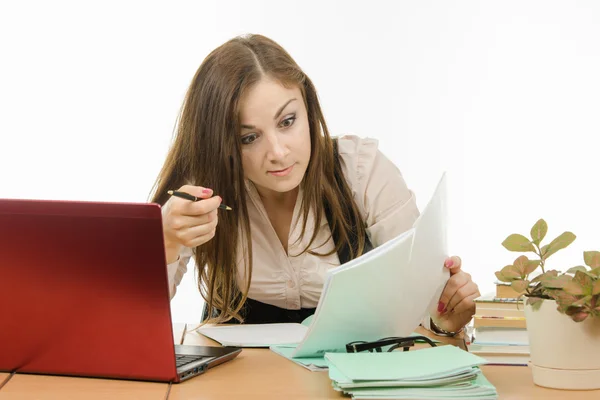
[0,374,167,400]
[0,373,9,389]
[1,324,599,399]
[173,325,600,400]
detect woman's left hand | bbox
[431,256,480,333]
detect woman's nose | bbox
[266,133,287,160]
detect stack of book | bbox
[325,345,498,399]
[467,282,530,366]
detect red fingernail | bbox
[437,301,445,313]
[202,188,211,194]
[445,259,454,268]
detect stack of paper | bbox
[288,173,450,359]
[325,346,498,399]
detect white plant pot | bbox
[525,299,600,390]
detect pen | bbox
[167,190,233,211]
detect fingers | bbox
[162,184,222,249]
[438,271,476,314]
[444,255,462,275]
[163,208,219,248]
[451,291,480,315]
[167,211,217,231]
[445,279,479,313]
[175,185,222,217]
[177,219,219,248]
[179,185,213,199]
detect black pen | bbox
[167,190,233,211]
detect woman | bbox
[151,34,479,335]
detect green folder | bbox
[270,344,329,371]
[323,346,497,399]
[348,374,497,399]
[324,345,487,381]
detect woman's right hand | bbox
[161,185,222,264]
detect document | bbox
[270,344,329,372]
[197,323,308,347]
[324,345,485,381]
[270,333,439,372]
[325,346,497,399]
[290,173,450,358]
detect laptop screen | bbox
[0,199,180,382]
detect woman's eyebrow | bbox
[240,98,297,130]
[273,98,296,120]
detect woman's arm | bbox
[166,246,192,299]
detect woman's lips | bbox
[268,164,294,177]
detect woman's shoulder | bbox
[335,134,379,157]
[334,134,382,187]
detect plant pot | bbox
[525,299,600,390]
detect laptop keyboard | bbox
[175,354,207,368]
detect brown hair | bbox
[150,34,367,323]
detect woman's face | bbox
[238,77,311,198]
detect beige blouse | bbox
[167,135,421,310]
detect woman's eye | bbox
[279,116,296,128]
[241,133,258,145]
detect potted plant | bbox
[494,219,600,390]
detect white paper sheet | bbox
[196,323,308,347]
[405,172,450,331]
[291,173,450,358]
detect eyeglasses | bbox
[346,335,437,353]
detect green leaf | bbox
[564,280,585,296]
[543,232,576,259]
[566,306,582,316]
[495,271,511,283]
[567,266,588,275]
[544,288,562,301]
[570,310,589,322]
[500,264,521,279]
[584,251,600,268]
[555,291,580,309]
[511,279,530,293]
[572,296,592,307]
[530,219,548,245]
[593,280,600,296]
[525,260,541,275]
[502,234,535,252]
[541,274,572,289]
[513,255,531,277]
[531,270,558,283]
[527,296,544,311]
[574,271,594,295]
[590,267,600,278]
[540,244,549,257]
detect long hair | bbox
[150,34,367,323]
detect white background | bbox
[2,1,599,324]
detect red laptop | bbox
[0,198,241,383]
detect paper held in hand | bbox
[290,172,450,358]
